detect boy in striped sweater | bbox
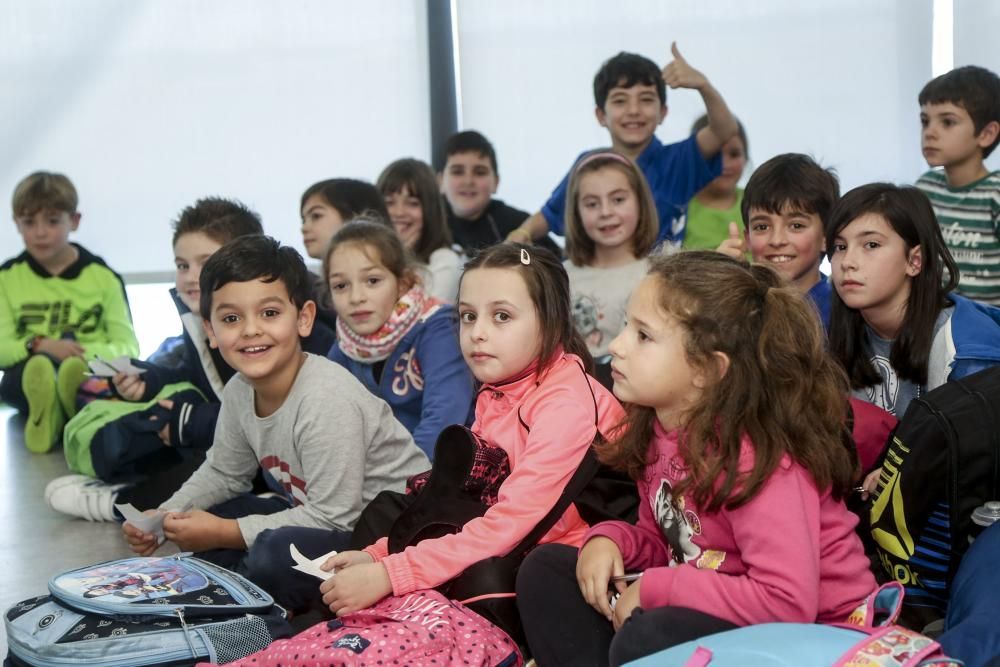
[916,65,1000,304]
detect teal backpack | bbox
[627,584,961,667]
[63,382,205,482]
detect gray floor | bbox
[0,404,171,657]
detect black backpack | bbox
[869,365,1000,629]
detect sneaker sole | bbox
[22,356,62,454]
[57,356,88,418]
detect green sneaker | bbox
[22,355,65,454]
[56,356,88,418]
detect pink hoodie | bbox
[365,351,626,596]
[585,422,876,626]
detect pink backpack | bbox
[203,589,522,667]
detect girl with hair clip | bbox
[317,243,626,619]
[683,115,749,250]
[323,218,474,460]
[377,158,463,302]
[517,251,876,667]
[564,149,658,361]
[826,183,1000,494]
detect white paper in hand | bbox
[289,543,337,581]
[116,503,167,544]
[89,356,146,377]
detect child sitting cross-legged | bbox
[517,252,876,667]
[121,235,429,606]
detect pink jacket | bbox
[585,422,876,627]
[365,351,626,596]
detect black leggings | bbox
[516,543,737,666]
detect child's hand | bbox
[861,467,882,501]
[662,42,708,91]
[716,222,747,259]
[612,580,642,632]
[36,338,85,361]
[577,536,626,622]
[163,510,242,552]
[322,550,374,572]
[152,399,174,446]
[113,372,146,401]
[122,510,165,556]
[320,562,392,617]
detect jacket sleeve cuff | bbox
[364,538,390,563]
[381,553,417,597]
[639,567,676,610]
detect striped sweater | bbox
[916,169,1000,304]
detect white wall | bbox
[4,0,995,279]
[1,0,430,274]
[457,0,936,212]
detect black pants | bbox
[244,525,352,613]
[516,544,737,667]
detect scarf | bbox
[336,283,437,363]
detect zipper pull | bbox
[175,608,198,658]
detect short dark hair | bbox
[376,158,453,263]
[460,243,593,375]
[919,65,1000,158]
[199,235,312,320]
[12,171,78,217]
[690,114,749,157]
[741,154,839,228]
[171,197,263,247]
[299,178,389,223]
[441,130,498,175]
[593,52,665,110]
[826,183,959,388]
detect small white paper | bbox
[89,356,146,377]
[289,543,337,581]
[116,503,167,543]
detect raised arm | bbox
[662,42,738,159]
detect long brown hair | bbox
[460,243,593,375]
[376,158,453,264]
[597,251,856,511]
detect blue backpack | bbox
[4,554,292,667]
[626,584,961,667]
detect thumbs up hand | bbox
[662,42,707,91]
[716,221,747,259]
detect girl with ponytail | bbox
[517,251,876,666]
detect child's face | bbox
[831,213,921,321]
[300,194,345,259]
[204,278,315,387]
[746,205,825,291]
[608,276,702,431]
[596,83,666,153]
[441,151,498,220]
[327,243,405,337]
[920,102,990,169]
[384,186,424,250]
[706,135,747,194]
[577,167,639,253]
[173,231,223,312]
[14,207,79,265]
[458,267,541,384]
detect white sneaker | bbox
[45,474,127,522]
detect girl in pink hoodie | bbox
[318,243,626,617]
[517,251,876,667]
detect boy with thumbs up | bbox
[508,44,738,251]
[717,153,840,329]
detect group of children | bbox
[3,44,1000,666]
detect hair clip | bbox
[520,248,531,265]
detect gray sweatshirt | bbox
[163,353,430,545]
